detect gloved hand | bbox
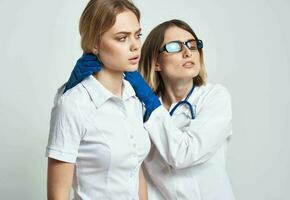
[64,53,102,93]
[124,71,161,120]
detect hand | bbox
[124,71,161,120]
[64,53,102,93]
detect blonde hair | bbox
[79,0,140,53]
[139,19,207,95]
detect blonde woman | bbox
[46,0,150,199]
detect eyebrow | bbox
[163,38,196,45]
[168,38,196,43]
[114,28,142,35]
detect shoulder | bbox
[197,83,231,100]
[52,83,91,116]
[194,83,232,109]
[191,83,233,118]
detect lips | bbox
[128,55,140,64]
[182,61,195,67]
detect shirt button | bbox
[130,135,134,139]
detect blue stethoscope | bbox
[169,85,196,119]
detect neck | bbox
[93,67,123,97]
[161,78,193,110]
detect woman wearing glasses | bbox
[131,19,235,200]
[64,19,235,200]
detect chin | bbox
[124,64,138,72]
[175,72,199,80]
[176,70,197,77]
[186,68,200,77]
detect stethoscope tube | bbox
[169,85,196,119]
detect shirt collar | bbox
[81,75,136,108]
[122,78,136,101]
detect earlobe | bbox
[92,46,98,55]
[154,61,161,71]
[92,47,102,63]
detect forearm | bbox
[138,166,148,200]
[145,106,232,169]
[47,158,74,200]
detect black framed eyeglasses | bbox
[159,39,203,53]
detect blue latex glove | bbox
[64,53,102,93]
[124,71,161,120]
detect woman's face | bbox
[96,10,141,72]
[156,26,201,82]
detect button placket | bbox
[130,136,138,162]
[122,112,139,188]
[124,122,138,160]
[121,110,139,199]
[127,129,139,182]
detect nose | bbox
[130,37,141,52]
[182,44,192,58]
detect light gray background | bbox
[0,0,289,199]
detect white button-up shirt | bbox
[143,83,235,200]
[46,75,151,200]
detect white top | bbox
[143,83,235,200]
[46,75,151,200]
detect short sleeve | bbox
[45,94,85,163]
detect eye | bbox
[118,36,127,42]
[187,40,198,50]
[190,46,197,50]
[166,42,181,52]
[136,33,142,39]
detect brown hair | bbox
[79,0,140,53]
[139,19,207,95]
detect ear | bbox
[92,46,98,55]
[154,60,162,71]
